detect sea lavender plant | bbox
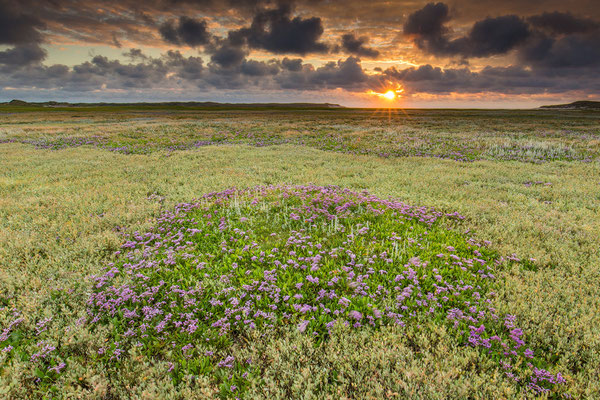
[86,185,567,397]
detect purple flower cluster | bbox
[524,181,553,187]
[0,315,24,345]
[85,185,567,396]
[2,128,594,162]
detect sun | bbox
[367,84,404,102]
[383,90,396,100]
[365,83,408,122]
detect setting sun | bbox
[367,85,404,102]
[383,90,396,100]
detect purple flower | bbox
[49,362,66,374]
[348,310,363,320]
[218,356,235,369]
[298,320,310,333]
[338,297,350,307]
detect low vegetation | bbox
[1,108,598,398]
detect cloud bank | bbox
[0,0,599,103]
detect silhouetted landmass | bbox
[8,99,31,106]
[1,99,344,110]
[540,101,600,110]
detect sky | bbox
[1,0,599,108]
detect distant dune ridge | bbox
[3,99,344,109]
[5,99,600,110]
[540,101,600,110]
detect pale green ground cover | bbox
[1,108,598,161]
[0,108,599,398]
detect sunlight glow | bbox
[383,90,396,100]
[367,85,404,101]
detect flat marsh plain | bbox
[1,106,599,399]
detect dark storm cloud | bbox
[0,0,263,49]
[274,56,370,90]
[2,52,370,93]
[84,55,170,88]
[382,63,600,94]
[2,49,600,98]
[0,1,45,45]
[240,59,280,76]
[527,11,599,35]
[155,0,288,11]
[203,57,281,89]
[232,4,328,55]
[49,50,202,90]
[305,56,369,88]
[2,0,600,53]
[340,34,379,58]
[156,2,329,71]
[281,57,302,71]
[207,39,249,68]
[0,44,47,67]
[457,15,530,57]
[1,0,600,100]
[518,32,600,68]
[163,50,204,79]
[404,3,530,57]
[159,16,212,47]
[403,1,600,71]
[403,2,449,38]
[0,1,47,68]
[519,12,600,69]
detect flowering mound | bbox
[87,185,565,396]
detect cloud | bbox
[305,56,369,88]
[207,40,249,68]
[403,2,449,38]
[450,15,531,57]
[240,59,279,76]
[518,32,600,68]
[154,0,289,12]
[2,0,600,58]
[405,3,530,58]
[528,11,599,35]
[518,12,600,69]
[2,49,600,100]
[403,2,600,70]
[382,63,599,94]
[1,0,600,101]
[0,1,45,45]
[122,48,148,61]
[0,52,371,93]
[159,16,212,47]
[281,57,302,71]
[340,34,379,58]
[233,4,328,55]
[0,2,47,69]
[83,55,169,88]
[163,50,204,80]
[275,56,370,90]
[0,44,47,67]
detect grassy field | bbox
[1,107,599,399]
